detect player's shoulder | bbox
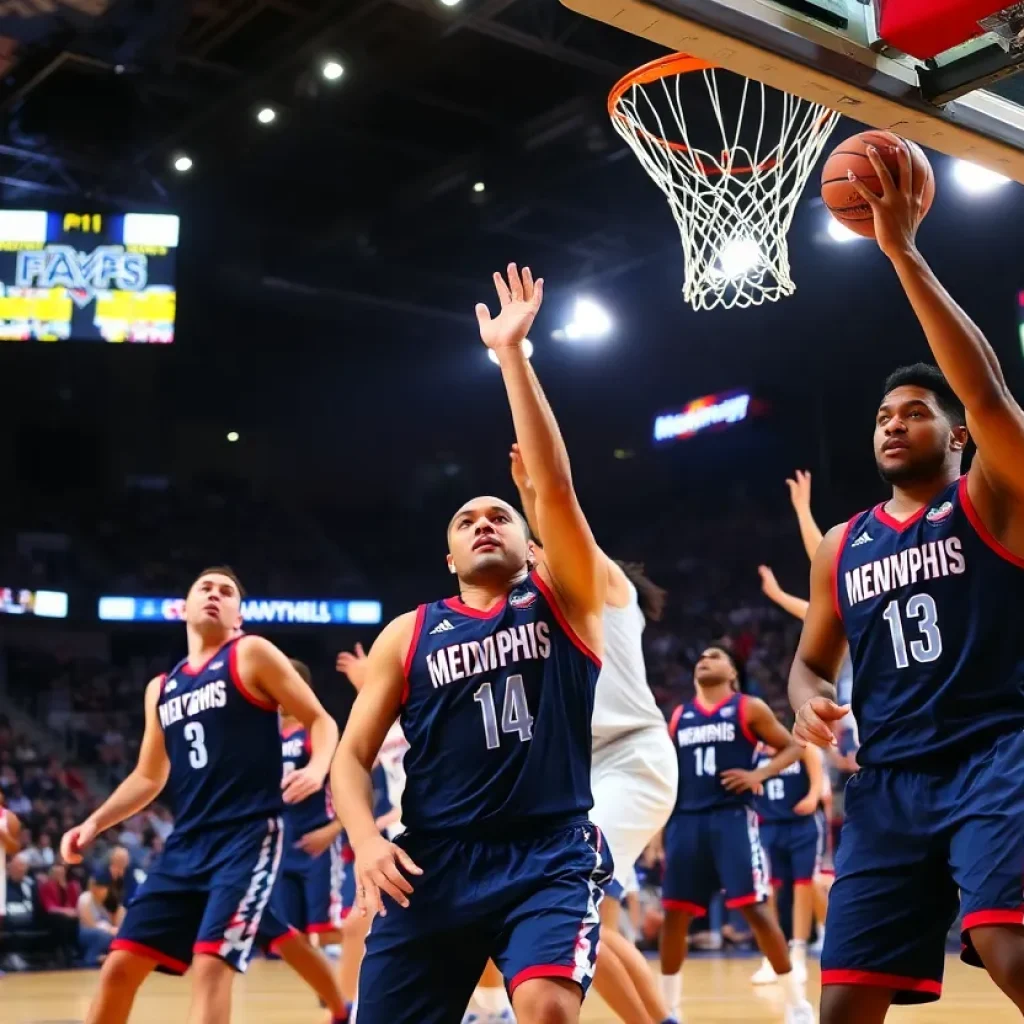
[376,609,423,661]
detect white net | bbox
[610,55,840,311]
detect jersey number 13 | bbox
[882,593,942,669]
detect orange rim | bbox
[608,51,774,176]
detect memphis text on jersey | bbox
[675,721,737,748]
[158,680,227,727]
[426,622,552,689]
[844,537,966,607]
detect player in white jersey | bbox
[500,445,679,1024]
[335,646,411,1006]
[0,789,23,925]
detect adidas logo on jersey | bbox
[164,679,177,693]
[851,531,873,548]
[429,619,456,635]
[210,661,224,670]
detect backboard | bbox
[561,0,1024,183]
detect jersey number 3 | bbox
[474,675,534,750]
[184,721,208,769]
[883,594,942,669]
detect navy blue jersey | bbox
[837,475,1024,767]
[281,724,332,839]
[157,636,283,835]
[754,750,809,822]
[669,692,759,814]
[399,570,600,836]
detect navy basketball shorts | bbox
[355,821,613,1024]
[113,816,294,974]
[270,838,343,935]
[761,812,825,889]
[822,730,1024,1005]
[661,807,770,915]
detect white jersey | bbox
[378,720,409,839]
[591,581,666,751]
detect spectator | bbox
[5,783,32,818]
[37,862,80,965]
[77,868,121,967]
[23,831,56,871]
[104,845,139,916]
[2,853,37,969]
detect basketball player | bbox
[276,660,345,942]
[60,568,344,1024]
[660,646,814,1024]
[331,264,612,1024]
[750,737,825,984]
[505,442,679,1024]
[0,788,22,938]
[334,644,411,1008]
[791,141,1024,1021]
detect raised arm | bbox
[477,265,605,627]
[853,144,1024,513]
[240,636,340,804]
[758,565,809,621]
[788,525,851,748]
[61,676,170,864]
[786,470,824,562]
[330,612,422,918]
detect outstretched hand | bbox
[476,264,543,355]
[758,565,782,601]
[336,643,368,689]
[847,141,927,259]
[785,470,812,514]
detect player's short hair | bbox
[882,363,966,428]
[192,565,246,598]
[447,500,530,540]
[615,561,667,622]
[289,659,312,685]
[707,642,746,693]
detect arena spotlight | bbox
[716,237,762,279]
[488,339,533,364]
[473,181,486,193]
[257,107,277,125]
[555,297,613,341]
[952,159,1011,195]
[227,431,240,442]
[321,60,344,81]
[827,218,862,243]
[173,154,193,173]
[439,0,463,6]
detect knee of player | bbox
[513,979,581,1024]
[99,950,152,992]
[972,927,1024,991]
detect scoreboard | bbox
[0,209,178,343]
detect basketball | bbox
[821,130,935,237]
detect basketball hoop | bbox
[609,54,840,311]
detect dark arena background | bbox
[1,1,1024,1021]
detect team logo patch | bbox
[509,587,537,609]
[720,705,735,718]
[926,501,953,524]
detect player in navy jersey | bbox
[659,647,813,1024]
[59,568,343,1024]
[332,264,612,1024]
[791,142,1024,1022]
[274,660,345,943]
[750,740,825,985]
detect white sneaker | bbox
[751,957,778,984]
[784,998,816,1024]
[791,956,808,985]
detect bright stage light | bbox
[322,60,344,81]
[257,107,277,124]
[173,155,193,173]
[717,238,762,279]
[827,218,861,243]
[227,431,240,442]
[473,181,486,193]
[952,159,1011,195]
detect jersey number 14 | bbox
[882,593,942,669]
[474,674,534,750]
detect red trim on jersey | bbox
[771,877,784,889]
[266,928,301,955]
[530,569,601,668]
[340,906,353,920]
[443,594,507,619]
[111,938,189,975]
[193,940,225,956]
[738,694,757,744]
[401,604,428,705]
[833,515,859,620]
[694,692,734,717]
[181,637,234,676]
[873,501,928,533]
[821,969,941,996]
[229,637,277,711]
[509,964,576,995]
[668,704,684,735]
[725,892,763,909]
[959,474,1024,570]
[792,878,814,887]
[963,907,1024,930]
[817,867,835,877]
[306,922,342,935]
[280,721,304,739]
[157,672,168,696]
[661,899,707,917]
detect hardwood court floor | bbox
[0,955,1015,1023]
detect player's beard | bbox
[875,445,947,486]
